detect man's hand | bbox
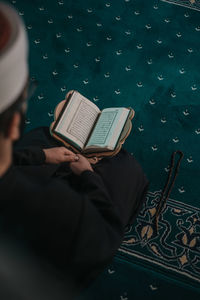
[43,147,79,164]
[70,154,94,175]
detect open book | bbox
[50,91,135,158]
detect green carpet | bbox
[6,0,200,298]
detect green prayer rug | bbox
[5,0,200,298]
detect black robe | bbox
[0,127,149,297]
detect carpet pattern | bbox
[4,0,200,298]
[161,0,200,11]
[119,190,200,286]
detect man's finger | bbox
[62,154,79,162]
[62,148,74,156]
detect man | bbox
[0,1,149,297]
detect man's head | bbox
[0,2,29,140]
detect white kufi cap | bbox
[0,2,28,113]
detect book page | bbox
[54,92,100,149]
[108,108,130,147]
[85,107,130,150]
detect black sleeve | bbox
[13,146,46,165]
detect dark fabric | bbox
[15,127,149,226]
[0,127,148,295]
